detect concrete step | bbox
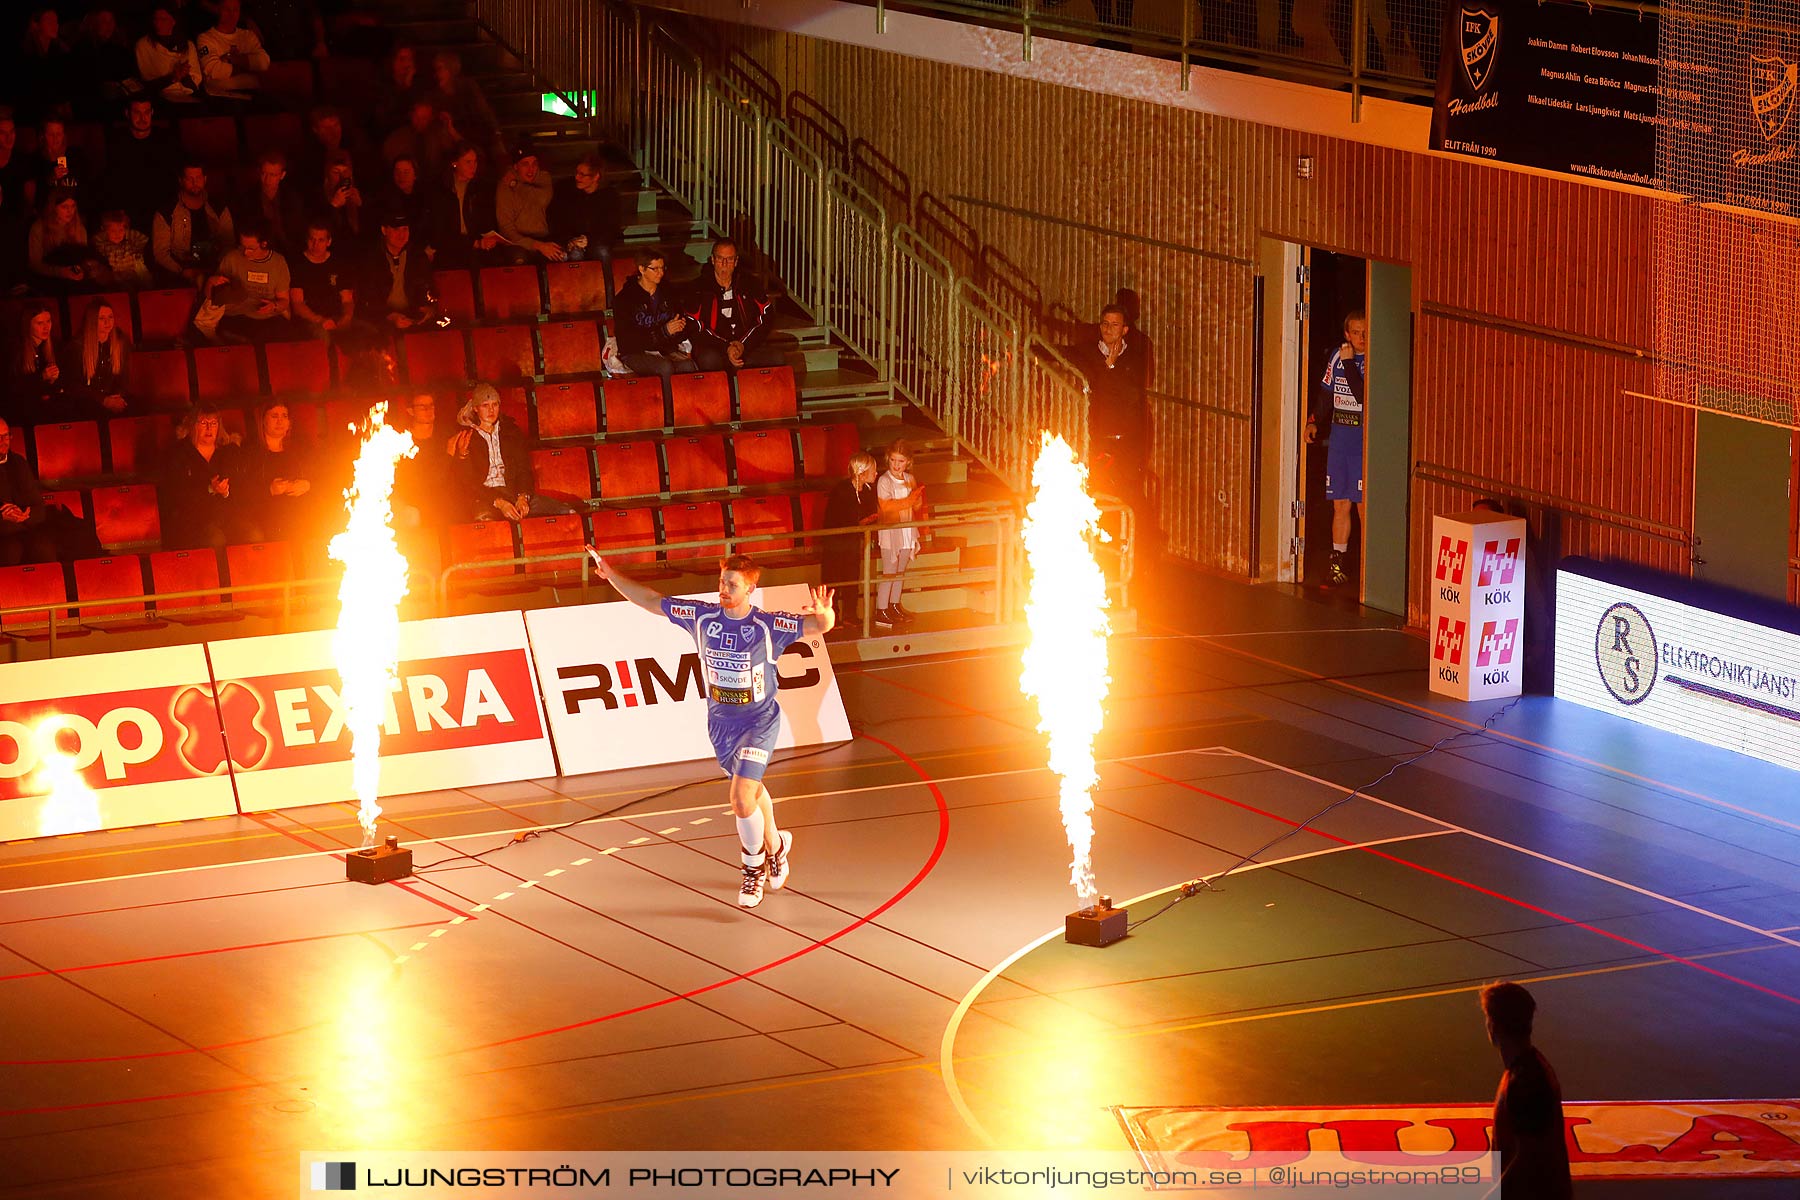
[913,456,968,487]
[797,344,839,373]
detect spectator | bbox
[71,8,140,116]
[313,150,364,243]
[0,418,58,567]
[381,98,452,182]
[686,238,780,371]
[4,304,61,423]
[152,162,234,284]
[0,109,35,223]
[90,209,153,285]
[376,155,440,249]
[244,151,307,255]
[288,219,358,340]
[547,152,619,265]
[239,401,317,541]
[433,142,500,267]
[429,51,500,159]
[392,390,452,527]
[197,0,270,100]
[17,6,72,123]
[64,301,133,416]
[447,382,564,522]
[874,438,924,627]
[297,105,373,191]
[821,450,880,634]
[135,7,205,104]
[27,191,99,290]
[359,210,435,330]
[371,44,426,139]
[161,403,251,549]
[203,219,292,343]
[495,147,562,262]
[34,119,92,204]
[104,97,181,230]
[613,251,699,384]
[1066,301,1151,530]
[1480,982,1572,1198]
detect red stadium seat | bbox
[796,490,830,540]
[73,555,148,619]
[403,328,469,384]
[601,375,666,433]
[108,413,171,478]
[797,422,863,480]
[432,269,478,323]
[260,61,316,106]
[533,381,599,440]
[30,421,103,484]
[67,291,133,341]
[670,372,731,428]
[664,434,728,494]
[149,548,222,612]
[521,514,586,579]
[661,501,725,561]
[497,385,531,433]
[588,506,656,564]
[730,496,796,553]
[265,339,331,395]
[477,266,543,320]
[179,115,239,165]
[192,344,261,403]
[610,254,638,300]
[276,400,322,442]
[225,542,294,604]
[446,521,518,581]
[735,366,799,423]
[319,56,377,107]
[135,288,197,345]
[126,348,193,409]
[217,407,248,444]
[0,563,67,628]
[471,323,536,383]
[396,527,443,594]
[243,112,305,158]
[546,260,608,314]
[538,320,602,376]
[41,489,86,520]
[91,484,161,549]
[529,447,593,505]
[730,429,797,487]
[593,440,661,500]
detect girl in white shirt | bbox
[874,438,925,626]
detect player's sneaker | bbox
[766,829,794,891]
[738,863,765,908]
[1327,552,1348,586]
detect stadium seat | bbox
[736,366,799,423]
[546,260,609,314]
[529,447,593,505]
[127,348,193,409]
[730,496,797,553]
[41,489,86,521]
[670,372,731,428]
[135,288,197,345]
[403,328,470,385]
[533,381,599,440]
[539,320,603,377]
[471,323,537,383]
[730,429,797,487]
[797,422,863,479]
[179,115,239,165]
[217,407,248,444]
[192,344,261,403]
[149,548,222,612]
[610,254,638,300]
[593,440,661,500]
[521,514,586,579]
[225,542,294,604]
[796,490,831,541]
[265,339,331,396]
[477,265,543,320]
[601,375,667,433]
[396,527,443,594]
[73,555,149,620]
[91,484,161,549]
[660,501,726,561]
[497,385,531,432]
[432,269,478,323]
[243,111,305,158]
[260,61,316,106]
[446,521,518,581]
[30,421,103,484]
[664,434,728,494]
[67,291,133,341]
[588,505,656,564]
[319,56,377,107]
[277,400,322,441]
[0,563,67,628]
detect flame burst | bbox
[32,722,102,837]
[1019,433,1112,905]
[328,403,416,849]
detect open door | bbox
[1363,261,1413,616]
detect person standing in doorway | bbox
[1305,309,1368,587]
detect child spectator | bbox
[874,439,924,627]
[821,450,881,633]
[91,210,152,285]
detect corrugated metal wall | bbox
[711,23,1718,622]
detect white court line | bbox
[1207,747,1800,954]
[1129,627,1410,641]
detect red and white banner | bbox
[205,611,556,813]
[0,645,237,840]
[525,585,853,776]
[1118,1100,1800,1179]
[1427,511,1526,702]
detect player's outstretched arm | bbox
[801,585,836,637]
[586,545,666,614]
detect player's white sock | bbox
[736,810,767,867]
[1333,542,1348,553]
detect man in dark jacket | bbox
[433,141,501,268]
[103,97,180,233]
[545,153,620,266]
[359,210,436,330]
[686,238,782,372]
[1065,303,1151,521]
[0,417,58,566]
[447,383,574,521]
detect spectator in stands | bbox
[288,218,359,340]
[161,403,251,549]
[687,238,780,371]
[376,155,440,249]
[203,218,292,343]
[614,251,700,385]
[71,9,140,116]
[0,109,35,224]
[372,44,427,138]
[447,382,564,522]
[197,0,271,100]
[875,438,923,627]
[495,147,562,263]
[381,98,452,182]
[27,191,99,290]
[547,152,619,266]
[64,301,133,416]
[314,150,364,243]
[434,142,500,267]
[104,97,181,231]
[429,51,500,160]
[4,304,61,423]
[153,163,234,284]
[17,7,72,123]
[821,450,880,634]
[0,418,58,567]
[298,105,373,192]
[91,209,153,285]
[359,210,435,330]
[136,7,205,104]
[245,151,307,255]
[392,390,452,527]
[34,120,91,204]
[240,401,316,542]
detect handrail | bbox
[1413,462,1691,544]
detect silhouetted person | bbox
[1480,982,1572,1199]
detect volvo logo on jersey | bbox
[1427,511,1526,702]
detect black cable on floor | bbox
[1125,697,1526,932]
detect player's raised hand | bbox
[585,545,613,580]
[809,585,834,612]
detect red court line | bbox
[0,920,443,985]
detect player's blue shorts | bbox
[1325,429,1363,503]
[708,705,782,781]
